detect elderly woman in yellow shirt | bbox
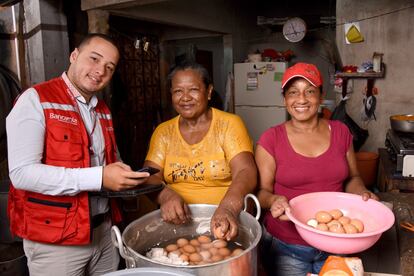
[144,61,257,240]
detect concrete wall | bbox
[336,0,414,152]
[244,29,337,101]
[0,1,69,86]
[95,0,338,101]
[24,0,69,84]
[162,36,225,101]
[84,0,256,103]
[0,5,19,77]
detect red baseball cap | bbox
[281,63,323,89]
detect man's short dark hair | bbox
[78,33,119,53]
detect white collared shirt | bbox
[7,72,109,215]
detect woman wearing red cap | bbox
[255,63,378,275]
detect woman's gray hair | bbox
[167,61,212,89]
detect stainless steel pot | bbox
[390,114,414,133]
[112,194,261,276]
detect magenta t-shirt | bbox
[257,120,353,246]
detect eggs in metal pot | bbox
[146,234,245,266]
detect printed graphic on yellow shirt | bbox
[169,161,206,182]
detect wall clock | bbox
[283,17,307,43]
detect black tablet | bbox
[90,183,164,198]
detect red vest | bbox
[8,77,122,245]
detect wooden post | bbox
[87,9,109,34]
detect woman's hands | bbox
[211,205,239,241]
[269,195,291,221]
[358,190,379,201]
[158,187,191,224]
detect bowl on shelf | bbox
[285,192,395,254]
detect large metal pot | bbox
[112,194,261,276]
[390,114,414,133]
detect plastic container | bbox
[103,267,194,276]
[285,192,395,254]
[247,53,262,62]
[355,152,379,187]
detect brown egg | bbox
[329,209,344,220]
[190,239,200,247]
[329,223,345,233]
[200,242,212,249]
[176,238,189,247]
[209,247,219,255]
[211,254,224,262]
[218,247,231,257]
[338,216,351,225]
[231,248,244,256]
[183,244,196,254]
[189,252,202,263]
[327,220,341,228]
[343,223,358,234]
[315,211,333,223]
[199,250,211,261]
[212,239,227,248]
[350,219,364,233]
[165,244,178,252]
[197,235,212,244]
[180,254,189,262]
[316,223,329,231]
[213,227,225,239]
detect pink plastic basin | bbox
[285,192,395,254]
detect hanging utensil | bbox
[361,79,376,121]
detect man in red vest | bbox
[6,33,149,275]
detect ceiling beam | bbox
[81,0,170,11]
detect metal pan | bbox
[390,114,414,133]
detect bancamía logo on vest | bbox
[49,113,78,125]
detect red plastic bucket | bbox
[355,152,379,187]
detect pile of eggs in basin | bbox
[145,234,244,266]
[285,192,395,254]
[307,209,364,234]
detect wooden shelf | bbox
[335,63,386,79]
[335,71,384,78]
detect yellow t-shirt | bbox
[145,108,253,204]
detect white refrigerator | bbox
[234,62,288,143]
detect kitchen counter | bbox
[378,192,414,276]
[377,148,414,192]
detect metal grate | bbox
[110,32,162,169]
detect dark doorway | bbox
[110,20,162,170]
